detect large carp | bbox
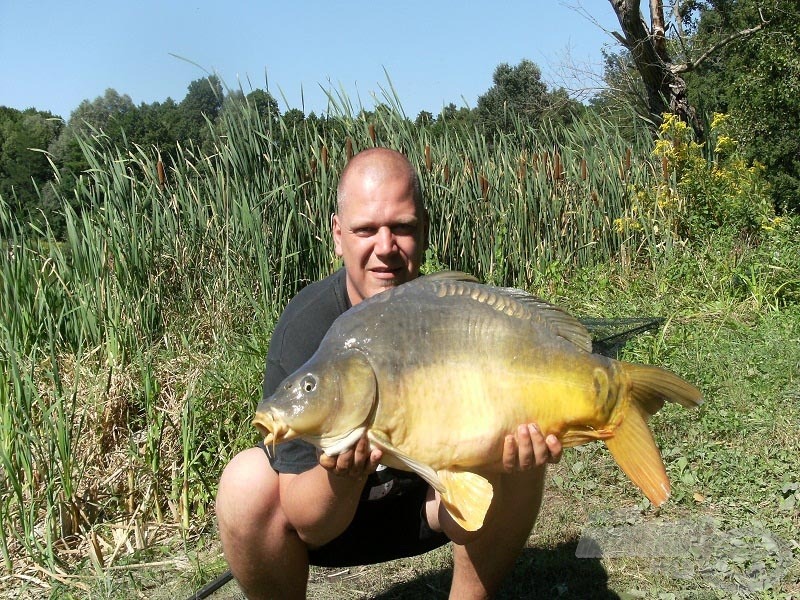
[253,272,702,531]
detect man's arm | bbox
[277,435,382,548]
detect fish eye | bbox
[300,375,317,393]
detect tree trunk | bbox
[608,0,704,138]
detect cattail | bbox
[444,163,451,184]
[345,137,353,162]
[425,145,432,172]
[591,190,599,205]
[518,155,527,181]
[321,145,329,169]
[479,174,489,199]
[553,150,563,181]
[580,158,588,181]
[368,123,376,145]
[619,147,631,181]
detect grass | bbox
[1,96,799,598]
[19,258,798,600]
[60,308,800,598]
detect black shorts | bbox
[309,478,450,567]
[258,443,449,566]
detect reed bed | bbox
[0,98,662,581]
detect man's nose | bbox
[374,226,397,256]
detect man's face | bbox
[332,171,427,306]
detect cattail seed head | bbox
[479,174,489,198]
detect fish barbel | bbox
[253,271,702,531]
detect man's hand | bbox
[502,423,562,472]
[318,434,383,479]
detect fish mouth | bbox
[251,411,292,446]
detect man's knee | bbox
[217,447,282,535]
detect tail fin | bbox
[623,362,704,415]
[605,364,703,507]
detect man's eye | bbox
[393,224,416,235]
[353,228,376,237]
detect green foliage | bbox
[619,112,775,251]
[686,1,800,212]
[175,75,224,146]
[0,106,62,225]
[0,98,661,580]
[2,74,799,597]
[476,59,581,136]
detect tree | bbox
[283,108,306,129]
[476,60,549,134]
[0,107,62,223]
[69,88,135,133]
[427,103,476,138]
[606,0,767,137]
[176,75,224,145]
[589,49,649,130]
[415,111,434,128]
[48,88,136,181]
[541,87,585,125]
[246,89,280,122]
[474,60,582,137]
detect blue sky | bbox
[1,2,621,120]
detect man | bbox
[216,147,562,599]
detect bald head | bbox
[331,147,428,305]
[337,148,424,214]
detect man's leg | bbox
[216,447,308,600]
[428,466,547,600]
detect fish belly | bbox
[370,341,607,472]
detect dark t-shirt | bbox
[262,268,425,500]
[262,269,351,473]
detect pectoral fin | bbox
[367,431,445,494]
[604,402,670,507]
[366,431,494,531]
[437,469,494,532]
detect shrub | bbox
[618,112,775,245]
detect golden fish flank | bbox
[253,271,703,531]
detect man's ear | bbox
[331,213,344,257]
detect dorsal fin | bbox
[417,273,593,353]
[497,287,593,353]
